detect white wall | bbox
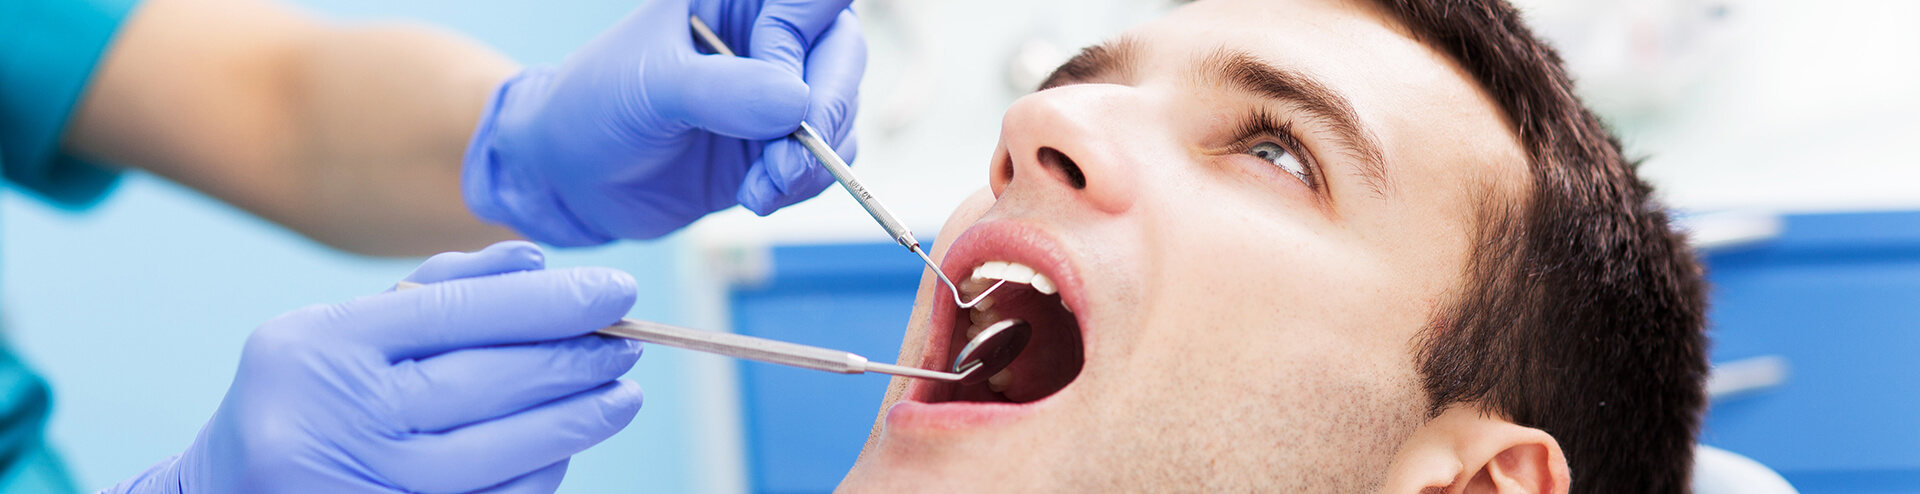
[697,0,1920,250]
[1515,0,1920,212]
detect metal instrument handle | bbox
[688,15,919,250]
[391,280,966,380]
[792,122,919,249]
[600,317,865,374]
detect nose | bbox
[989,85,1141,214]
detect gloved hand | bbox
[103,241,644,494]
[464,0,866,246]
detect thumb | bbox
[647,54,807,140]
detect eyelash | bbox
[1226,109,1319,191]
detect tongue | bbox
[956,285,1083,404]
[999,308,1083,402]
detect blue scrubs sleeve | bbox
[0,0,141,208]
[0,2,143,491]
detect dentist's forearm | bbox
[63,0,519,256]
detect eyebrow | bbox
[1039,40,1393,199]
[1038,36,1141,91]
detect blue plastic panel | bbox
[732,210,1920,493]
[1701,211,1920,492]
[730,243,927,494]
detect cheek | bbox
[1132,184,1428,380]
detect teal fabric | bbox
[0,346,75,494]
[0,0,142,491]
[0,444,79,494]
[0,0,138,208]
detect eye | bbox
[1245,141,1312,187]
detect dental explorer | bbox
[688,15,1006,310]
[394,281,1030,383]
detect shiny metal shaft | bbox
[692,15,917,250]
[688,15,1003,309]
[392,281,967,381]
[791,121,917,250]
[600,317,969,381]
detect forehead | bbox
[1150,0,1514,125]
[1135,0,1446,96]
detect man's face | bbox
[840,0,1527,490]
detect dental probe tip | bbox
[910,245,1008,309]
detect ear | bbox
[1381,405,1571,494]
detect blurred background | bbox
[4,0,1915,492]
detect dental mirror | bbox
[953,319,1032,384]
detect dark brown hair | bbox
[1370,0,1711,492]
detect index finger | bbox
[748,0,858,78]
[348,267,636,360]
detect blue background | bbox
[1701,211,1920,492]
[729,243,923,492]
[1,1,710,491]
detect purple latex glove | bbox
[464,0,865,245]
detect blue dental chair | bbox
[724,210,1920,493]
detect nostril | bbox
[994,148,1015,187]
[1037,147,1087,190]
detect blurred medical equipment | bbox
[1680,209,1785,251]
[691,15,1009,310]
[1705,355,1790,401]
[1682,212,1794,402]
[1694,445,1800,494]
[396,280,1028,382]
[1682,211,1794,401]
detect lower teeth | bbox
[970,308,1000,325]
[987,368,1013,392]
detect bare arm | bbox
[61,0,520,256]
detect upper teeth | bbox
[970,261,1057,295]
[961,261,1064,396]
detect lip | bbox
[888,218,1091,431]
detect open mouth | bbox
[924,258,1086,405]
